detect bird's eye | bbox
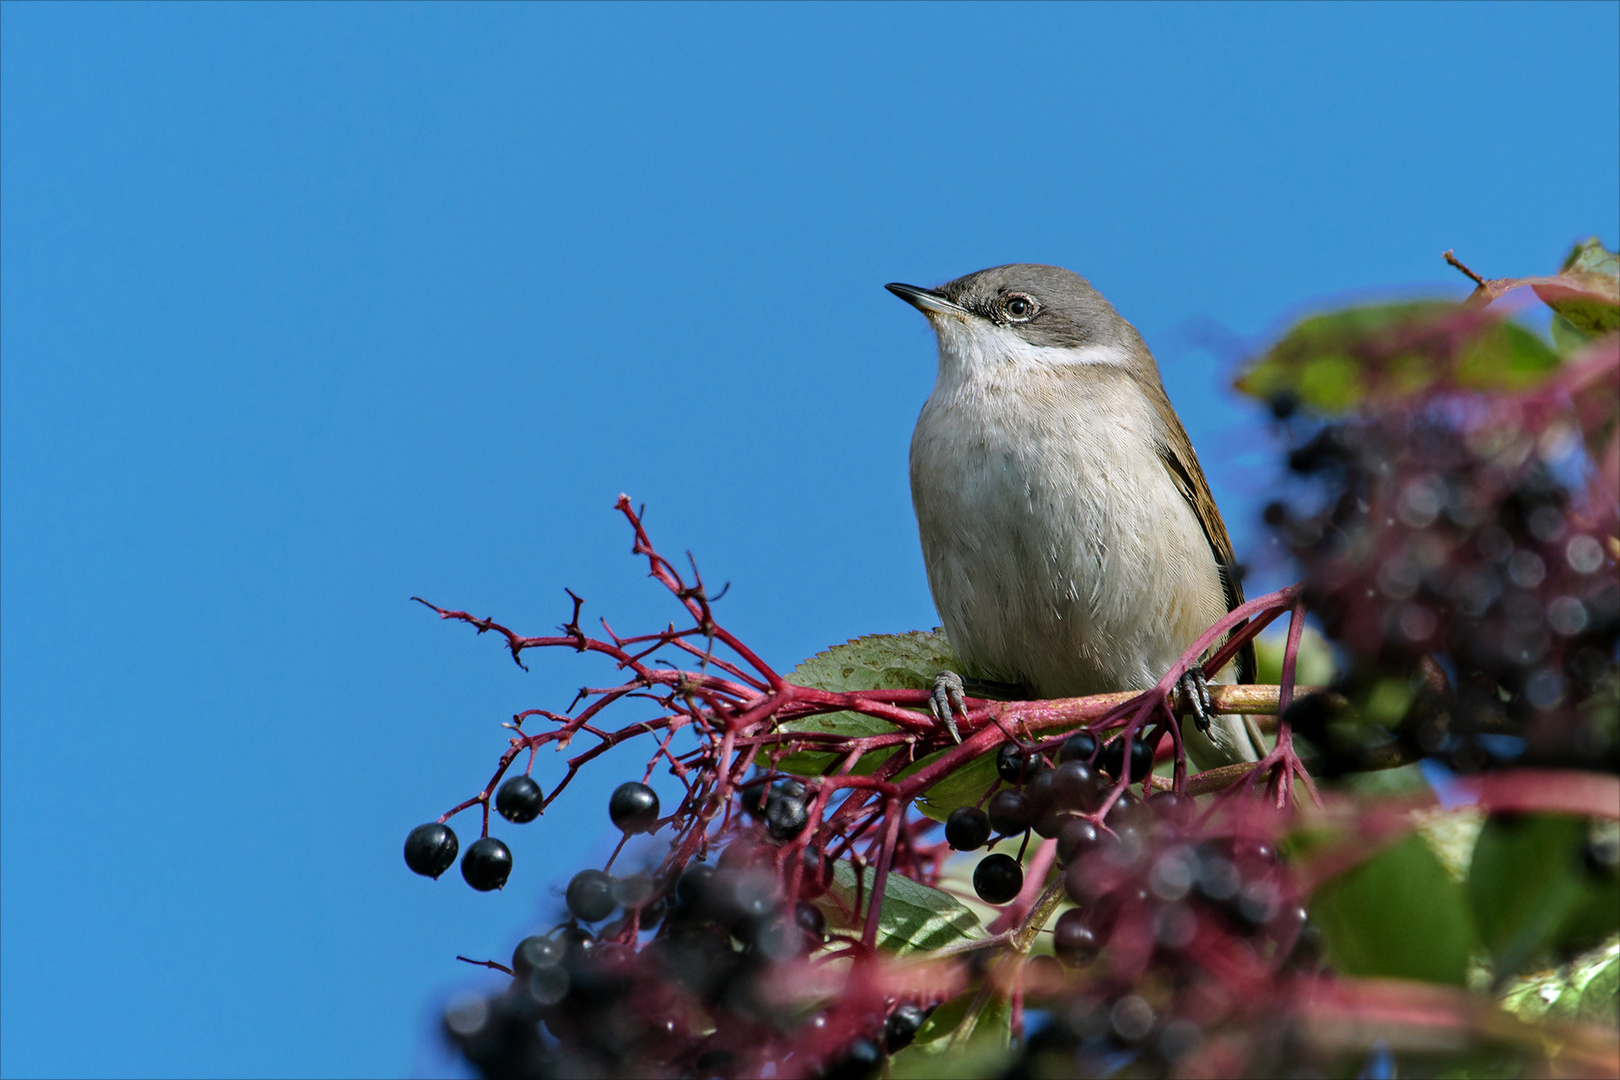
[1003,293,1036,321]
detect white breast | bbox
[908,320,1229,698]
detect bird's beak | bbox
[886,282,965,317]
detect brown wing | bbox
[1149,395,1257,685]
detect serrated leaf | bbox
[789,631,960,694]
[1468,815,1620,980]
[766,632,958,776]
[1310,832,1476,985]
[819,859,983,956]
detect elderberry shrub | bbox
[1269,372,1619,775]
[419,285,1620,1080]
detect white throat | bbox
[931,316,1131,382]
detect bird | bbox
[887,264,1264,771]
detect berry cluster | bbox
[1264,307,1619,775]
[1012,794,1319,1077]
[402,773,568,890]
[947,732,1156,905]
[436,774,953,1079]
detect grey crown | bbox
[936,263,1144,353]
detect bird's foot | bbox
[929,670,968,744]
[1175,668,1213,734]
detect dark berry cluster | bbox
[947,730,1158,905]
[1264,313,1618,775]
[1007,795,1318,1077]
[434,772,935,1079]
[404,778,665,894]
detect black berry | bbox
[795,900,826,946]
[404,822,459,878]
[460,836,512,891]
[764,793,809,841]
[823,1037,882,1080]
[1099,737,1154,779]
[1033,804,1069,839]
[987,789,1033,835]
[885,1003,927,1051]
[996,742,1042,784]
[511,935,565,976]
[945,806,992,850]
[566,869,618,922]
[1052,760,1100,812]
[1147,791,1193,824]
[495,775,544,823]
[1056,818,1101,865]
[675,863,716,913]
[1059,731,1097,762]
[973,852,1024,904]
[556,924,596,961]
[1052,908,1101,962]
[608,781,660,834]
[1026,768,1057,814]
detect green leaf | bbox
[1234,301,1450,411]
[890,990,1012,1077]
[1536,238,1620,336]
[766,632,958,776]
[910,750,1000,823]
[1499,934,1620,1029]
[1453,321,1560,391]
[1310,832,1476,985]
[1414,807,1485,885]
[1254,625,1338,688]
[1235,301,1562,413]
[819,859,984,956]
[1468,815,1620,980]
[1550,314,1592,354]
[788,631,959,694]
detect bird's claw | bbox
[929,670,967,743]
[1176,668,1213,734]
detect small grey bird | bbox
[888,264,1264,770]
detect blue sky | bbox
[2,3,1616,1076]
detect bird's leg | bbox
[929,671,968,744]
[1175,668,1213,734]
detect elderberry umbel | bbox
[1266,317,1619,775]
